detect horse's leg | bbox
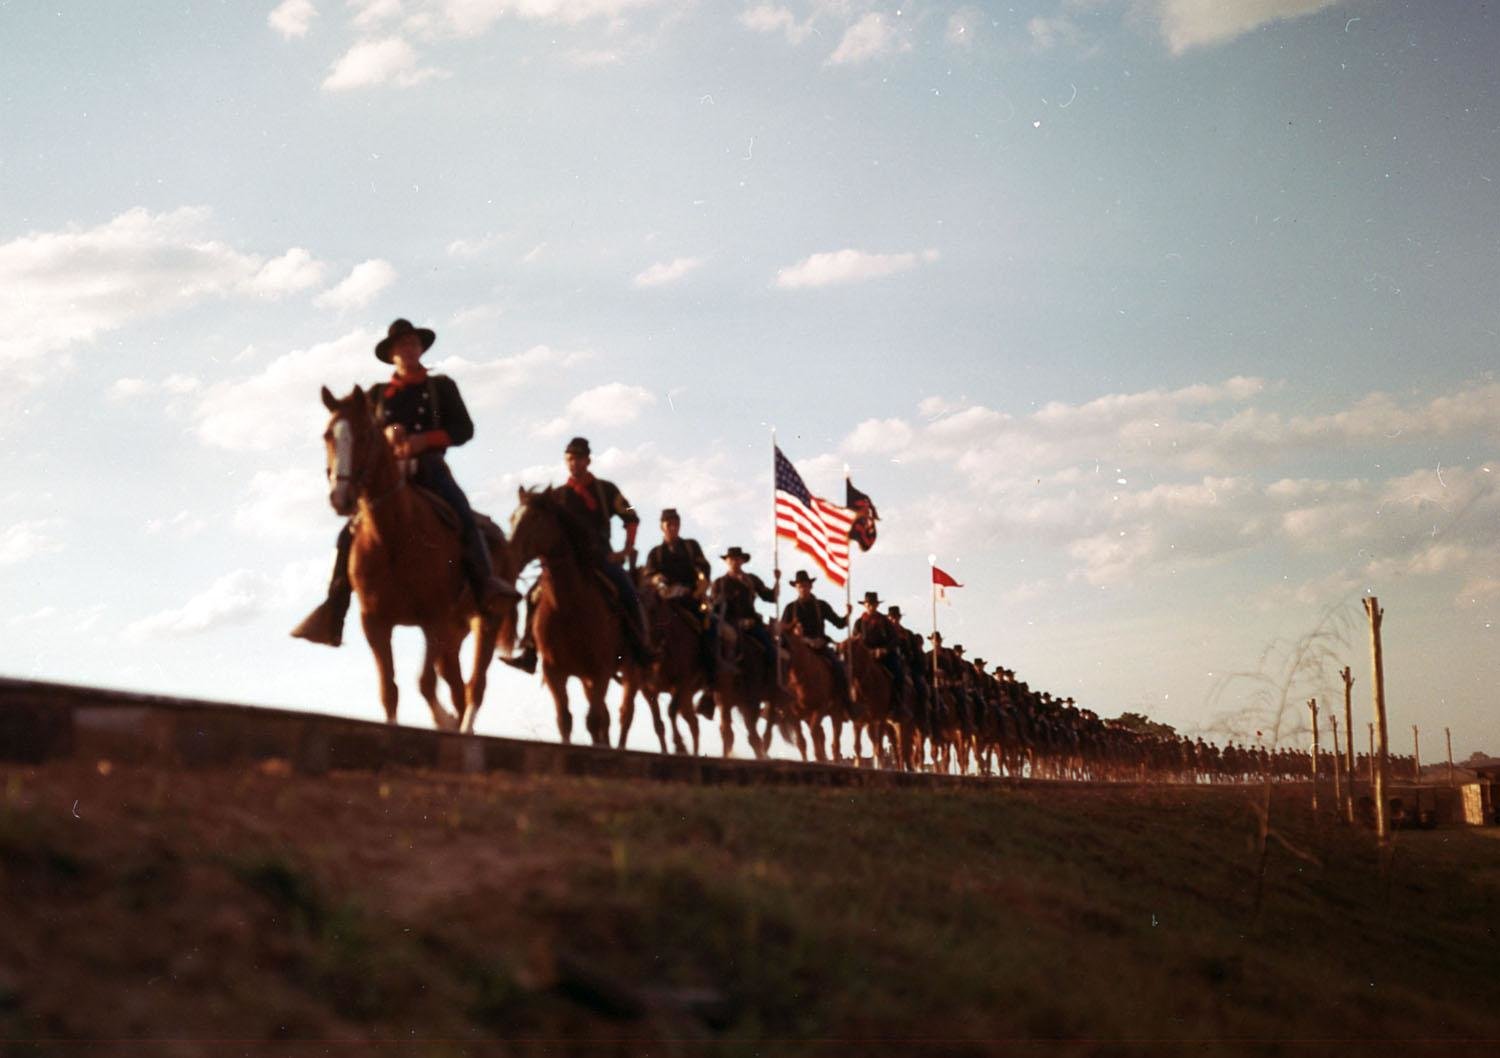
[362,614,399,724]
[649,692,671,754]
[809,718,828,763]
[829,715,844,764]
[435,639,467,733]
[587,677,612,749]
[617,682,637,751]
[417,633,458,732]
[462,615,497,734]
[719,695,736,758]
[543,664,572,744]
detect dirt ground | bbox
[3,758,1499,1057]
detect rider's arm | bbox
[606,482,639,553]
[430,376,475,448]
[822,600,848,630]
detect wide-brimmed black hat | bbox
[375,318,436,364]
[721,546,751,562]
[972,657,987,669]
[860,591,881,606]
[789,569,816,586]
[952,644,966,655]
[887,605,903,619]
[565,436,591,457]
[660,508,680,523]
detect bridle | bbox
[330,408,405,511]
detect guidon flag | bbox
[775,446,857,587]
[846,477,879,552]
[931,564,962,601]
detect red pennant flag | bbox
[931,565,962,588]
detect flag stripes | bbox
[774,446,856,586]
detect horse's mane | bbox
[521,486,603,563]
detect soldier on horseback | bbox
[292,318,516,648]
[780,570,851,702]
[852,591,905,709]
[643,507,715,676]
[504,436,652,672]
[887,605,928,705]
[706,546,778,687]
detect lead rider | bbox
[291,318,515,647]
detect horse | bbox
[704,613,773,760]
[780,628,852,763]
[507,486,639,748]
[619,584,707,754]
[318,385,517,732]
[842,636,901,769]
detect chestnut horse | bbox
[619,586,706,754]
[508,487,639,747]
[842,636,901,769]
[319,386,517,732]
[705,616,772,760]
[780,631,851,763]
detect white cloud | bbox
[0,519,66,565]
[740,4,812,44]
[1151,0,1343,55]
[145,510,209,539]
[827,12,910,66]
[537,381,656,435]
[446,232,507,258]
[775,247,939,289]
[946,6,980,48]
[1028,15,1081,51]
[107,373,201,403]
[194,328,376,452]
[269,0,317,38]
[234,467,334,540]
[244,247,327,297]
[322,37,442,90]
[123,569,268,641]
[0,207,301,379]
[633,256,704,288]
[429,345,590,409]
[314,258,397,311]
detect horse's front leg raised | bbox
[362,614,399,724]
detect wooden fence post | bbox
[1363,597,1391,844]
[1447,727,1455,787]
[1307,698,1320,814]
[1342,666,1356,823]
[1412,724,1421,783]
[1330,713,1343,817]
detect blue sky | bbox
[1,0,1496,758]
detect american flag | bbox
[774,446,856,587]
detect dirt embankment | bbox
[3,760,1499,1057]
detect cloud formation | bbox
[1150,0,1343,55]
[322,37,442,90]
[537,381,657,435]
[827,12,911,65]
[268,0,317,38]
[633,256,704,288]
[314,259,397,311]
[776,248,939,289]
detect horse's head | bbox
[508,486,555,568]
[320,385,385,516]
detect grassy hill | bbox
[2,760,1498,1056]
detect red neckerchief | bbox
[566,472,599,511]
[384,365,429,398]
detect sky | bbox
[1,0,1496,759]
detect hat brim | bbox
[720,551,750,561]
[375,328,436,364]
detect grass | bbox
[1,761,1497,1056]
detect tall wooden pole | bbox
[771,429,782,692]
[1330,714,1344,817]
[929,558,939,692]
[1306,698,1320,813]
[1364,597,1391,843]
[1447,727,1455,787]
[1341,665,1356,821]
[1367,723,1375,787]
[1412,724,1421,783]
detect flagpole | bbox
[844,465,853,617]
[929,554,939,691]
[772,428,782,691]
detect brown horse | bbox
[705,617,772,760]
[318,386,517,732]
[780,631,850,763]
[507,487,638,747]
[619,586,706,754]
[842,636,901,769]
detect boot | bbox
[500,593,538,673]
[291,591,349,648]
[501,642,538,674]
